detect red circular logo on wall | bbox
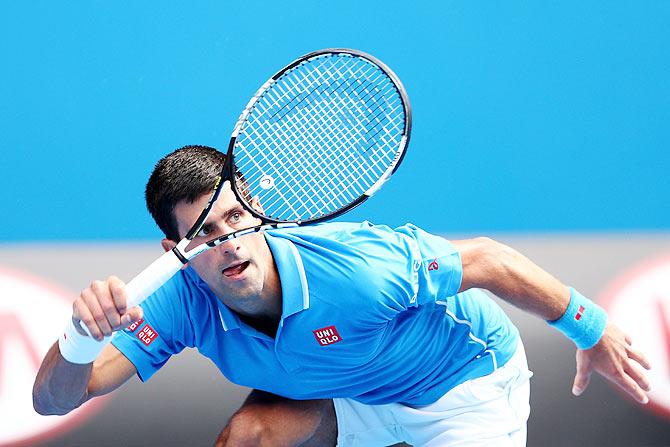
[599,256,670,420]
[0,267,109,446]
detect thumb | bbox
[121,307,144,327]
[572,351,592,396]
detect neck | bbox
[246,250,283,337]
[260,248,283,320]
[237,249,282,330]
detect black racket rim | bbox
[226,48,412,225]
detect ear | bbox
[161,238,176,252]
[161,239,188,270]
[250,196,264,214]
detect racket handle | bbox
[124,249,185,308]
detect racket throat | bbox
[171,246,189,264]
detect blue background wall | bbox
[1,1,668,241]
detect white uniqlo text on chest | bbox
[313,325,342,346]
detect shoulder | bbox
[268,221,420,246]
[273,221,423,286]
[266,221,454,265]
[267,221,375,240]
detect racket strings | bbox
[266,60,406,198]
[241,99,401,218]
[238,119,361,217]
[252,57,401,167]
[242,103,379,218]
[268,60,380,125]
[233,53,406,221]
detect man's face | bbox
[171,182,277,316]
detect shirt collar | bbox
[182,234,310,333]
[265,231,310,318]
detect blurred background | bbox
[1,1,668,446]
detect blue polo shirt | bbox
[112,222,519,406]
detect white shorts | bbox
[333,342,533,447]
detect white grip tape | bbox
[124,249,184,308]
[60,250,183,364]
[59,318,110,364]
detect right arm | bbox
[32,342,136,415]
[33,276,143,415]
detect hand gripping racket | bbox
[61,48,411,360]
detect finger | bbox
[627,347,652,370]
[84,283,114,338]
[624,333,632,345]
[108,275,128,315]
[72,296,102,339]
[573,352,592,396]
[91,280,121,332]
[612,369,649,404]
[624,361,652,392]
[97,284,124,331]
[121,307,144,328]
[572,370,591,396]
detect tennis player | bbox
[34,146,651,446]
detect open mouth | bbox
[222,261,250,278]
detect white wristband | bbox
[58,318,111,364]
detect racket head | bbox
[226,48,412,224]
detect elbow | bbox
[33,395,75,416]
[32,379,49,415]
[33,406,56,417]
[32,393,57,416]
[32,385,78,416]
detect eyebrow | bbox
[203,203,245,226]
[223,204,246,219]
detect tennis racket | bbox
[70,48,411,343]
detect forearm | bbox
[454,237,569,320]
[33,342,92,415]
[452,237,652,403]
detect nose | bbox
[218,239,241,255]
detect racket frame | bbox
[231,48,412,221]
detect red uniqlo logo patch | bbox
[136,324,158,346]
[126,318,144,333]
[575,305,585,321]
[313,325,342,346]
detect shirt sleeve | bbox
[111,270,196,382]
[395,223,463,304]
[364,223,463,321]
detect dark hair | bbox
[145,145,224,241]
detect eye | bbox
[196,224,213,238]
[229,211,242,224]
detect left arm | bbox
[451,237,651,404]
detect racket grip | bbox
[124,249,185,308]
